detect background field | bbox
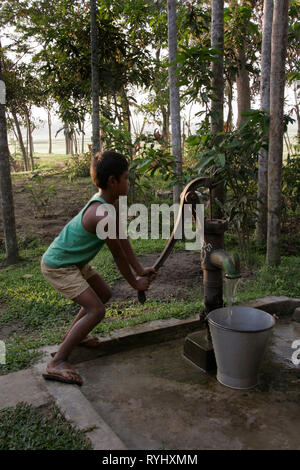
[8,138,93,157]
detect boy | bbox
[41,150,156,386]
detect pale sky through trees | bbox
[2,22,298,150]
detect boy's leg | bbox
[61,307,86,342]
[45,286,106,384]
[62,273,112,344]
[87,273,112,304]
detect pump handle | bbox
[137,177,222,304]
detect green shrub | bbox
[65,152,92,180]
[24,175,57,218]
[282,154,300,227]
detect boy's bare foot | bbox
[43,360,83,386]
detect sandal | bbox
[42,369,83,386]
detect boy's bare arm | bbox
[82,201,149,290]
[105,237,150,291]
[114,200,156,280]
[118,238,143,275]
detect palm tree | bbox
[167,0,182,204]
[266,0,290,265]
[211,0,224,215]
[256,0,273,243]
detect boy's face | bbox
[117,170,130,196]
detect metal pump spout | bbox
[201,220,241,314]
[209,249,241,280]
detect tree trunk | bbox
[48,109,52,154]
[236,44,251,127]
[64,124,74,155]
[70,133,74,155]
[30,124,34,156]
[235,0,252,127]
[73,135,77,154]
[120,87,132,135]
[256,0,273,243]
[120,86,133,155]
[0,62,19,264]
[26,108,34,171]
[65,130,68,155]
[26,123,29,164]
[120,87,136,202]
[167,0,182,204]
[64,125,68,154]
[156,47,170,147]
[90,0,101,156]
[81,120,85,153]
[225,78,233,132]
[11,108,29,171]
[211,0,225,216]
[266,0,289,266]
[161,104,170,145]
[72,126,78,154]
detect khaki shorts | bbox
[40,259,98,300]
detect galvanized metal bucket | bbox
[207,306,275,389]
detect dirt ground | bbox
[111,251,203,302]
[0,174,254,305]
[0,175,92,247]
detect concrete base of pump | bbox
[183,330,217,372]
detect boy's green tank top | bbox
[42,194,111,268]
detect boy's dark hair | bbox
[90,150,129,189]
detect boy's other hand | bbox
[135,277,151,291]
[139,267,157,282]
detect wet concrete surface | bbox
[77,317,300,450]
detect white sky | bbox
[26,84,297,141]
[2,28,298,143]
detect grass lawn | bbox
[1,151,299,450]
[0,402,92,450]
[0,236,299,376]
[1,155,300,375]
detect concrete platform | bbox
[1,297,300,450]
[76,316,300,450]
[0,368,52,409]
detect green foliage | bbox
[238,256,300,301]
[100,116,133,157]
[134,136,175,179]
[186,109,270,262]
[186,109,269,180]
[131,139,176,203]
[3,60,43,115]
[282,152,300,227]
[176,45,216,104]
[23,174,57,217]
[100,116,176,201]
[64,152,92,180]
[0,402,92,450]
[286,0,300,82]
[4,0,153,128]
